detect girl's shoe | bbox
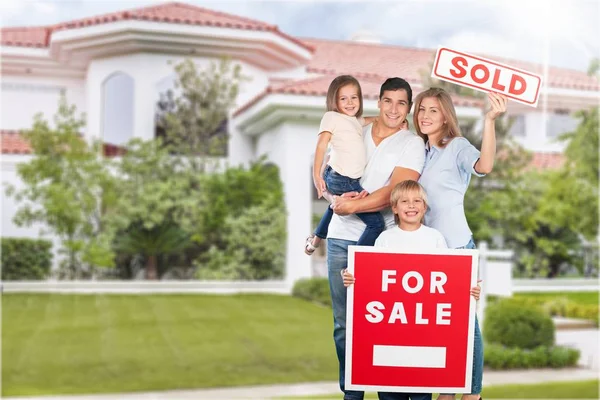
[305,234,319,256]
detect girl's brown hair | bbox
[326,75,363,118]
[413,87,461,148]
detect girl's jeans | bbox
[314,166,384,246]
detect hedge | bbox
[1,238,52,280]
[292,277,331,307]
[503,296,599,326]
[485,343,580,369]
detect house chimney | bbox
[350,29,381,44]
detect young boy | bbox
[342,180,481,400]
[342,179,480,295]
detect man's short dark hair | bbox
[379,77,413,104]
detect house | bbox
[2,2,598,282]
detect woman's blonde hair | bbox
[413,87,461,148]
[390,180,428,225]
[325,75,363,118]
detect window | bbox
[547,111,578,139]
[509,115,526,137]
[102,73,134,146]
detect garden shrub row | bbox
[505,296,599,326]
[1,238,52,280]
[485,343,580,369]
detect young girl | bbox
[342,180,481,400]
[305,75,385,255]
[415,87,507,400]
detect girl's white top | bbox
[319,111,366,179]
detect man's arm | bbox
[332,167,420,215]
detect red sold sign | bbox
[345,246,478,393]
[432,47,542,107]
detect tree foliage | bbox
[156,58,248,161]
[6,97,118,278]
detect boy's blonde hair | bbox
[413,87,462,148]
[390,180,428,225]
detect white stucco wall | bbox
[1,76,86,130]
[1,156,63,269]
[256,120,316,283]
[85,53,271,144]
[512,112,570,153]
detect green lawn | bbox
[287,380,600,399]
[2,293,338,396]
[514,291,599,305]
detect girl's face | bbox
[392,190,426,226]
[417,97,446,137]
[336,84,360,117]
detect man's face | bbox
[377,89,411,131]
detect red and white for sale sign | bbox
[432,47,542,107]
[345,246,479,393]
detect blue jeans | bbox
[315,166,385,246]
[327,238,432,400]
[443,237,483,395]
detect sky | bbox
[1,0,599,73]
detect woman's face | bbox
[336,84,360,117]
[417,97,446,137]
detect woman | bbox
[415,87,507,400]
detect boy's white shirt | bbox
[374,225,448,249]
[327,124,425,242]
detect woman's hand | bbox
[470,279,483,301]
[342,269,355,287]
[485,92,507,121]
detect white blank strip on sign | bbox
[373,345,446,368]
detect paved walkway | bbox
[6,328,598,400]
[6,367,598,400]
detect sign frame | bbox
[345,245,479,393]
[432,46,543,107]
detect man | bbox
[327,78,426,400]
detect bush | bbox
[195,200,286,280]
[292,278,331,307]
[485,343,580,369]
[1,238,52,280]
[485,299,555,349]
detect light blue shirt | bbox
[418,137,484,248]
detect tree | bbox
[105,138,197,279]
[155,58,248,163]
[6,97,118,278]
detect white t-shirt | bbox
[374,225,448,250]
[327,124,425,241]
[320,111,366,179]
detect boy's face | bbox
[392,191,426,225]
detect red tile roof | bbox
[234,74,484,117]
[2,3,597,92]
[530,152,565,170]
[1,2,312,51]
[0,130,32,154]
[302,38,600,92]
[0,130,125,157]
